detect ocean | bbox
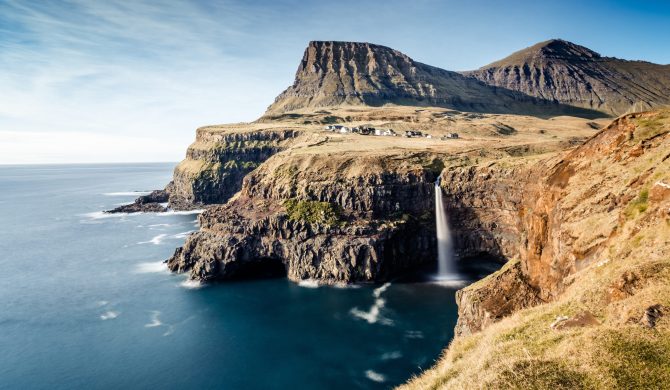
[0,163,497,389]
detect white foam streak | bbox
[138,233,168,245]
[180,279,202,289]
[365,370,386,383]
[81,209,203,220]
[100,311,119,320]
[134,261,168,274]
[298,279,320,288]
[381,351,402,360]
[103,191,151,196]
[350,283,393,325]
[172,230,195,239]
[144,311,162,328]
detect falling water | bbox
[435,178,456,278]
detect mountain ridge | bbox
[464,38,670,115]
[266,39,670,117]
[265,40,602,118]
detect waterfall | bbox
[435,178,456,278]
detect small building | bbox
[441,132,459,140]
[374,128,383,136]
[383,129,397,137]
[358,127,371,135]
[404,130,423,138]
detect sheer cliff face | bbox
[167,127,300,209]
[167,152,445,283]
[465,39,670,116]
[455,109,670,335]
[266,41,595,117]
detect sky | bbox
[1,0,669,164]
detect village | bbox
[323,124,459,140]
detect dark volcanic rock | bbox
[168,129,299,209]
[106,189,169,213]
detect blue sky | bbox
[1,0,669,163]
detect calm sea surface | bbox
[0,163,497,389]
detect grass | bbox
[600,329,670,389]
[634,111,669,141]
[488,360,596,390]
[625,188,649,219]
[400,205,670,390]
[283,199,343,226]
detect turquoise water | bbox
[0,163,497,389]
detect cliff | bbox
[163,107,602,284]
[465,39,670,116]
[266,41,602,118]
[167,151,443,283]
[166,125,301,209]
[402,109,670,389]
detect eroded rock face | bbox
[455,261,542,337]
[166,145,538,285]
[441,164,530,261]
[167,153,442,283]
[167,128,300,209]
[266,41,596,117]
[168,204,433,283]
[464,39,670,116]
[106,190,169,213]
[453,110,670,335]
[519,111,670,300]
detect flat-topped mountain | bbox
[266,41,598,117]
[465,39,670,116]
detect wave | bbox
[134,261,168,274]
[157,209,204,216]
[100,311,119,320]
[80,209,203,220]
[147,223,172,228]
[373,282,391,298]
[144,311,162,328]
[404,330,424,339]
[172,230,195,239]
[297,279,320,288]
[103,191,151,196]
[179,279,203,289]
[380,351,402,360]
[138,234,168,245]
[365,370,386,383]
[350,283,393,325]
[332,282,361,289]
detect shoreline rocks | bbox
[105,189,169,214]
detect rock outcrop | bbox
[453,109,670,335]
[167,127,300,209]
[167,152,443,283]
[401,109,670,390]
[267,41,601,118]
[106,189,169,213]
[464,39,670,116]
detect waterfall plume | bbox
[435,178,456,278]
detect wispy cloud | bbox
[1,0,668,163]
[0,0,291,163]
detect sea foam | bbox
[134,261,168,274]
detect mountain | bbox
[464,39,670,116]
[266,41,600,117]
